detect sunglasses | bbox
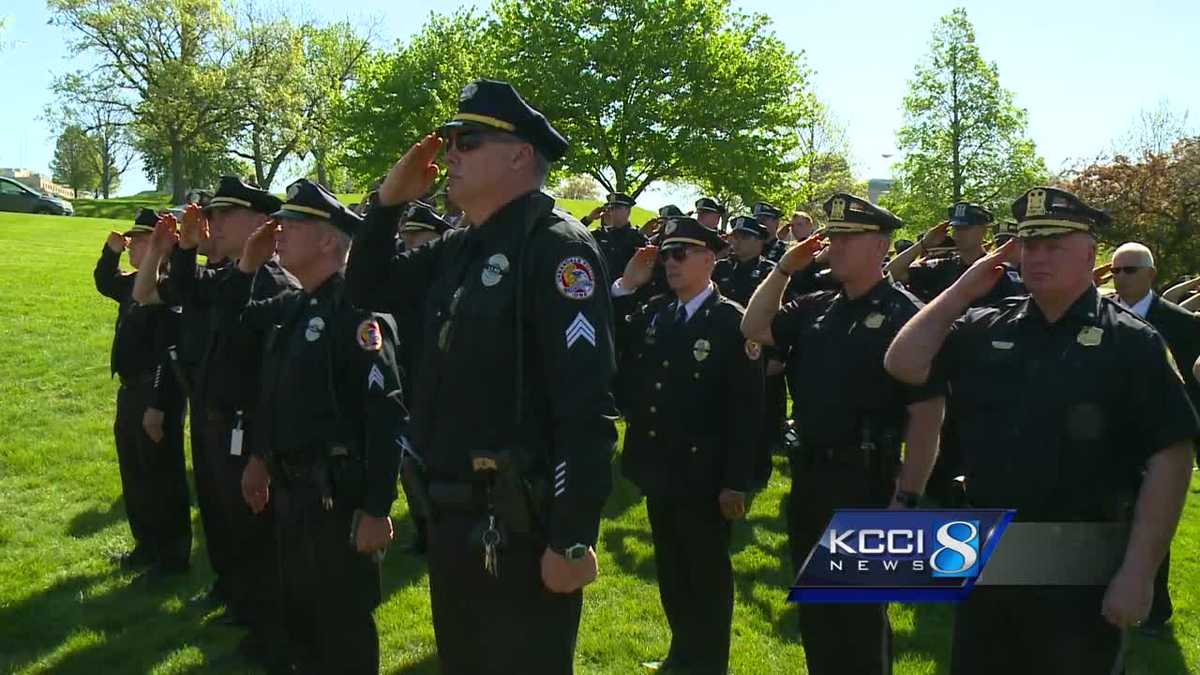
[658,247,697,262]
[1111,266,1147,275]
[446,130,519,153]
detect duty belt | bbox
[428,480,489,513]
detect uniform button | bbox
[691,445,698,453]
[649,430,657,438]
[649,406,657,413]
[693,372,700,379]
[662,360,670,367]
[655,382,662,390]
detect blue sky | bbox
[2,0,1197,209]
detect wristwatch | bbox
[561,543,589,561]
[894,490,921,509]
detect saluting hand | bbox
[1093,262,1114,286]
[944,238,1019,305]
[238,221,279,274]
[151,214,179,257]
[379,133,443,206]
[105,231,127,253]
[619,246,659,291]
[919,221,950,251]
[777,232,825,275]
[178,204,208,251]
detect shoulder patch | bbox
[556,256,596,300]
[357,318,383,351]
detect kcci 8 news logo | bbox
[788,510,1015,604]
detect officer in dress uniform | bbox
[94,209,192,576]
[742,193,945,675]
[159,177,295,658]
[345,78,617,675]
[610,217,763,674]
[885,187,1200,674]
[223,179,404,674]
[753,202,788,263]
[712,215,776,306]
[694,197,726,232]
[584,191,648,280]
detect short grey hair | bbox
[1112,241,1155,268]
[318,222,351,260]
[531,149,550,187]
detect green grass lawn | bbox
[0,211,1196,674]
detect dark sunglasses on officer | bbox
[445,129,522,153]
[1111,265,1149,275]
[658,245,704,263]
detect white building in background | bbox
[868,178,894,204]
[0,169,87,200]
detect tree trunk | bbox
[169,136,186,204]
[315,147,329,190]
[950,45,963,203]
[252,132,266,188]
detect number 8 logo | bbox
[931,521,979,575]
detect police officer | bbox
[886,202,1025,305]
[694,197,725,232]
[394,200,450,554]
[712,215,776,307]
[742,193,945,675]
[752,201,787,262]
[160,177,294,652]
[885,202,1026,504]
[712,215,782,485]
[345,79,617,674]
[885,187,1199,674]
[94,209,191,575]
[611,217,763,674]
[225,179,403,674]
[585,191,648,279]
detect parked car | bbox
[0,177,74,215]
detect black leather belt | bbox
[428,480,488,512]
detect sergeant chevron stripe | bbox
[565,312,596,348]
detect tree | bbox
[553,175,603,200]
[335,9,496,186]
[50,73,136,199]
[489,0,811,199]
[881,8,1047,229]
[1066,137,1200,284]
[51,124,99,198]
[49,0,242,203]
[297,21,375,190]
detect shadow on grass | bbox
[0,569,243,674]
[602,461,642,520]
[387,652,441,674]
[67,496,126,538]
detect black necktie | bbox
[674,303,688,327]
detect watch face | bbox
[565,544,588,560]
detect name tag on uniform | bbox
[1077,326,1103,347]
[230,410,244,456]
[863,313,885,329]
[991,340,1014,350]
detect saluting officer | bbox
[158,177,295,655]
[885,187,1199,674]
[887,202,1025,305]
[227,179,405,674]
[712,215,776,306]
[345,79,617,674]
[611,217,763,674]
[94,209,192,576]
[742,193,945,675]
[585,191,648,279]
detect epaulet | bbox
[713,294,747,317]
[887,280,924,307]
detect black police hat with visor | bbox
[1010,186,1110,239]
[398,201,450,236]
[273,178,363,236]
[657,216,725,262]
[123,207,159,238]
[729,214,768,240]
[204,175,282,216]
[822,192,903,235]
[439,79,569,163]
